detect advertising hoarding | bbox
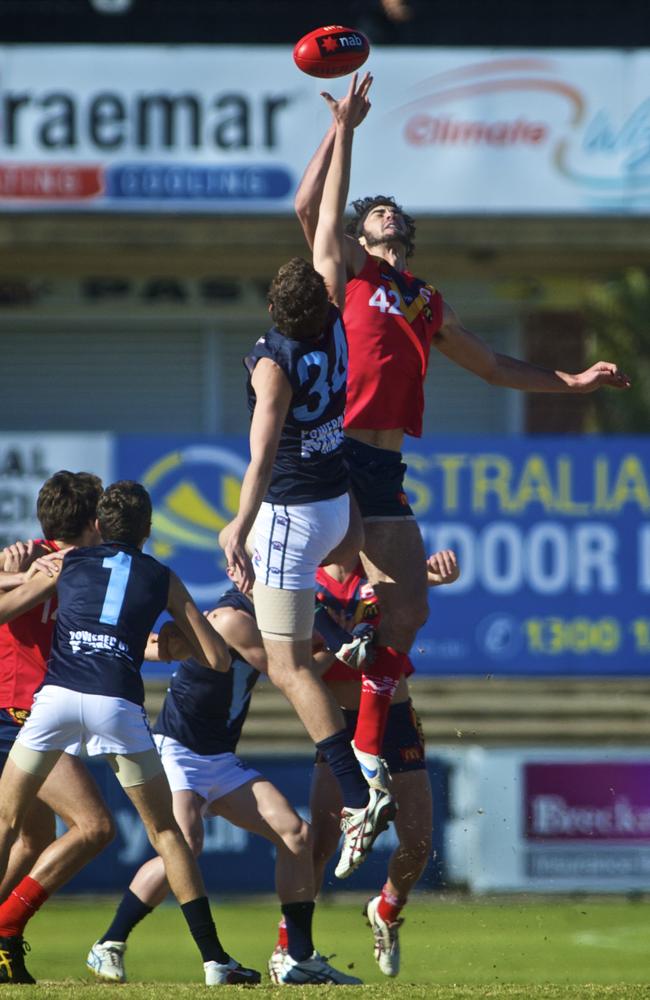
[1,46,650,213]
[2,432,648,677]
[0,433,113,548]
[448,748,650,891]
[115,434,650,677]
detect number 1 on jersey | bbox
[100,551,132,626]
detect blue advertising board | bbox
[60,755,447,895]
[116,434,650,676]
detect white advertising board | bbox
[0,46,649,213]
[446,747,650,892]
[0,434,113,548]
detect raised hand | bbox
[321,70,373,130]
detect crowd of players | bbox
[0,73,629,987]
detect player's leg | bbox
[0,722,57,903]
[0,750,60,984]
[254,496,395,878]
[214,777,361,986]
[88,788,205,983]
[353,520,428,778]
[364,769,432,979]
[263,634,350,744]
[387,768,433,899]
[0,752,114,960]
[361,519,429,652]
[0,800,55,905]
[0,753,59,885]
[214,778,314,902]
[117,756,260,985]
[309,760,344,892]
[363,699,432,978]
[25,753,114,889]
[262,633,394,879]
[345,437,430,654]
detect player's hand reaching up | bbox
[571,361,631,393]
[321,70,373,131]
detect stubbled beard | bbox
[362,229,409,251]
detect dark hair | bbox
[345,195,416,258]
[36,471,103,542]
[268,257,330,341]
[97,480,152,547]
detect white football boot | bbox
[86,940,127,982]
[204,956,261,985]
[268,944,288,984]
[276,950,363,985]
[365,895,402,977]
[335,787,397,879]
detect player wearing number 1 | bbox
[0,481,260,986]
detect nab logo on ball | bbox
[293,25,369,79]
[141,444,248,603]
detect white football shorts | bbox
[16,684,157,757]
[154,734,261,807]
[252,493,349,590]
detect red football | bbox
[293,25,370,79]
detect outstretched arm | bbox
[0,568,58,625]
[222,358,293,593]
[313,73,372,308]
[436,302,631,393]
[295,73,371,277]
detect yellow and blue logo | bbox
[141,443,247,603]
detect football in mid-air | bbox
[293,25,370,78]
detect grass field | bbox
[9,895,650,998]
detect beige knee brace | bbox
[106,748,164,788]
[252,581,315,641]
[9,743,61,778]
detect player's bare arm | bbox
[166,570,231,672]
[222,359,292,593]
[0,566,58,625]
[314,72,373,308]
[437,302,631,393]
[427,549,460,587]
[206,606,268,675]
[295,72,371,278]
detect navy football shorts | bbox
[0,708,26,774]
[344,437,414,520]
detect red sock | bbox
[377,883,406,925]
[354,647,407,755]
[0,876,49,937]
[276,917,288,951]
